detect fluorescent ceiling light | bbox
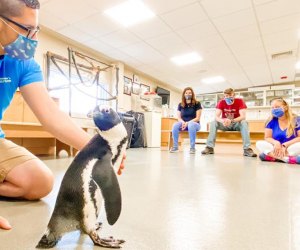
[104,0,155,27]
[202,76,225,84]
[296,61,300,69]
[170,52,202,66]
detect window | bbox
[46,52,114,118]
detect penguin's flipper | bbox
[92,156,121,225]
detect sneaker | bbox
[190,148,196,154]
[259,153,286,163]
[288,156,300,164]
[201,146,214,155]
[243,148,257,157]
[170,147,179,153]
[259,153,275,162]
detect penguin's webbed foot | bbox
[90,231,125,248]
[36,234,60,249]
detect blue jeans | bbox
[172,121,200,149]
[206,120,251,149]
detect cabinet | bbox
[2,91,58,155]
[266,89,292,105]
[293,89,300,105]
[143,111,161,147]
[239,91,264,107]
[198,87,300,108]
[161,117,177,147]
[197,94,217,108]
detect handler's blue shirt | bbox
[178,101,202,122]
[0,55,43,138]
[266,116,300,143]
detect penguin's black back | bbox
[49,134,112,225]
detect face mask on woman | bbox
[272,107,285,118]
[185,95,192,100]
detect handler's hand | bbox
[117,154,126,175]
[0,216,11,230]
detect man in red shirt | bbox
[201,88,257,157]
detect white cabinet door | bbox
[143,112,162,147]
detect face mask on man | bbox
[185,95,192,100]
[0,19,38,60]
[225,97,234,105]
[272,107,285,118]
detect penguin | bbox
[36,106,128,249]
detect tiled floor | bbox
[1,144,300,250]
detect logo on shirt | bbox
[0,77,11,84]
[224,108,236,120]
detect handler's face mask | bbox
[225,97,234,105]
[185,95,192,100]
[272,107,285,118]
[0,18,38,60]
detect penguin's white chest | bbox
[81,159,103,229]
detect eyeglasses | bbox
[0,15,40,39]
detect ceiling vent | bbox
[271,50,293,60]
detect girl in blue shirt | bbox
[170,87,202,154]
[256,98,300,164]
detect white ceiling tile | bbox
[253,0,277,5]
[84,39,116,54]
[151,59,187,73]
[221,25,260,44]
[57,26,94,43]
[39,0,51,4]
[157,44,195,57]
[255,0,300,22]
[234,48,267,66]
[269,58,297,83]
[225,73,252,88]
[260,14,300,35]
[212,9,256,32]
[229,37,264,53]
[128,18,172,40]
[98,30,141,48]
[146,32,184,50]
[200,0,252,18]
[107,50,145,68]
[119,42,165,64]
[42,0,98,24]
[263,30,299,56]
[73,14,120,37]
[39,10,68,30]
[202,45,235,66]
[160,3,208,30]
[243,63,272,85]
[144,0,196,15]
[39,0,300,94]
[176,21,218,43]
[84,0,125,11]
[189,34,225,53]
